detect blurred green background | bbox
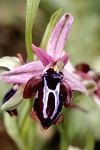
[0,0,100,150]
[0,0,100,66]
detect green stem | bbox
[25,0,40,61]
[20,0,40,149]
[58,125,68,150]
[60,133,68,150]
[84,134,95,150]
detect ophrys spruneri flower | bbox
[0,14,87,129]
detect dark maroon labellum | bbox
[23,68,72,129]
[75,63,90,73]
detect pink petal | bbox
[47,13,73,59]
[63,69,87,95]
[57,54,69,66]
[3,61,43,75]
[64,61,75,72]
[0,71,43,84]
[32,44,54,66]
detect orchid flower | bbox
[0,13,87,128]
[0,55,25,116]
[75,63,100,106]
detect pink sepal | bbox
[63,69,88,95]
[47,13,73,59]
[32,44,54,66]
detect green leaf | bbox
[40,9,63,50]
[18,100,31,129]
[4,113,25,150]
[25,0,40,61]
[18,100,36,150]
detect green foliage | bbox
[25,0,40,61]
[58,94,100,148]
[4,113,25,150]
[3,96,36,150]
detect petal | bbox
[47,13,73,59]
[23,75,42,99]
[58,54,69,66]
[32,44,54,66]
[63,69,88,95]
[0,71,42,84]
[75,71,92,80]
[64,61,75,72]
[3,60,43,75]
[1,85,24,111]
